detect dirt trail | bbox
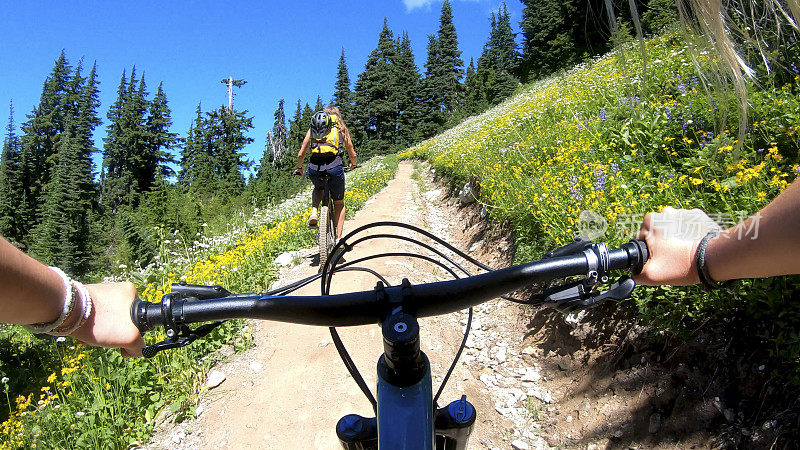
[145,161,513,449]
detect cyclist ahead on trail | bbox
[294,105,357,241]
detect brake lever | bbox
[539,276,636,313]
[142,321,225,358]
[543,237,592,259]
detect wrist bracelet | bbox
[52,281,93,335]
[24,267,75,334]
[695,232,729,291]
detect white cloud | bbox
[403,0,434,11]
[403,0,484,12]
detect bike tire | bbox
[318,205,335,270]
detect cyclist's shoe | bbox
[307,212,318,227]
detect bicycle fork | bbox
[335,308,476,450]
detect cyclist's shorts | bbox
[307,165,345,201]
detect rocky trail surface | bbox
[143,161,777,449]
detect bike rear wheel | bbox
[318,204,336,270]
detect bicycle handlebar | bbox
[131,240,648,334]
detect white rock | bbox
[511,439,531,450]
[195,404,204,417]
[564,310,587,326]
[527,387,553,404]
[273,250,301,267]
[172,430,186,444]
[471,318,482,330]
[521,368,541,382]
[206,370,226,389]
[495,347,507,363]
[522,346,536,355]
[459,182,478,204]
[479,373,496,387]
[249,361,263,373]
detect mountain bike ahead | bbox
[302,166,356,271]
[316,171,337,270]
[131,222,649,449]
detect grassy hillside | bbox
[0,155,398,449]
[402,33,800,375]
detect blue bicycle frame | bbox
[377,358,434,448]
[335,306,476,449]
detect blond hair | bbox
[614,0,798,144]
[324,105,351,143]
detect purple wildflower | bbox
[600,108,607,121]
[594,168,606,191]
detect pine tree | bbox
[476,4,519,107]
[314,96,325,113]
[179,103,214,191]
[266,99,288,169]
[75,62,102,153]
[353,18,399,155]
[30,123,93,275]
[103,69,177,209]
[287,100,304,151]
[102,68,142,210]
[332,48,353,118]
[203,106,254,197]
[463,58,487,116]
[0,102,25,243]
[419,34,446,139]
[19,52,73,237]
[300,102,314,135]
[394,31,423,146]
[519,0,611,81]
[435,0,464,113]
[146,82,179,183]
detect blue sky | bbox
[0,0,523,175]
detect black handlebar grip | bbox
[629,240,649,275]
[130,298,152,333]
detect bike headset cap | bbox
[312,111,331,130]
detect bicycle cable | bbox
[319,221,504,410]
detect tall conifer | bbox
[19,52,73,237]
[146,82,179,183]
[0,102,24,243]
[333,49,353,118]
[435,0,464,113]
[30,122,94,275]
[419,34,446,138]
[394,31,423,146]
[287,100,304,151]
[353,18,398,155]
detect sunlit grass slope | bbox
[402,33,799,373]
[0,155,398,449]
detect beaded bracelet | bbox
[53,281,93,336]
[23,267,75,334]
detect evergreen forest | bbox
[0,0,679,279]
